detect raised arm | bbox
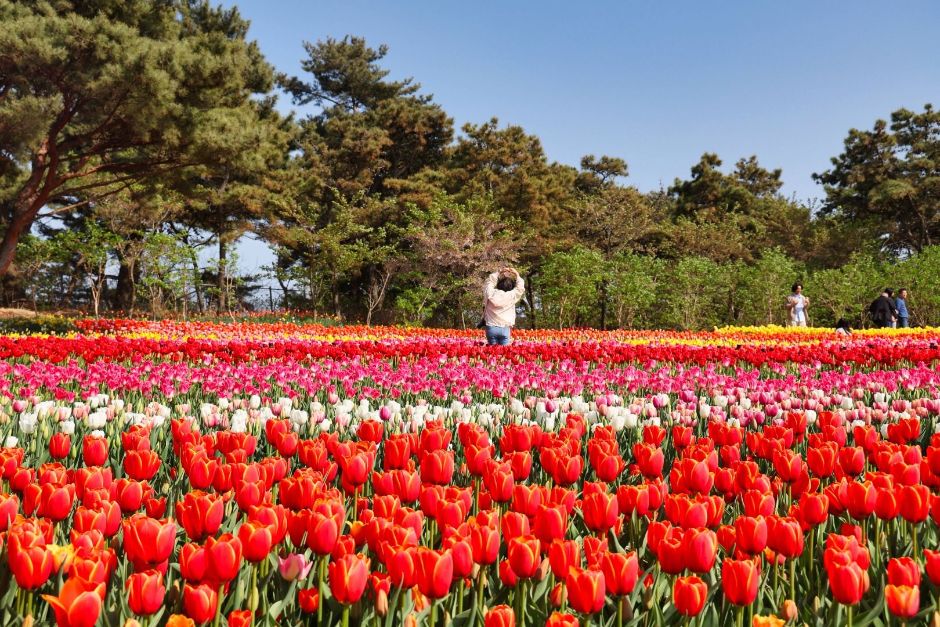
[483,272,499,300]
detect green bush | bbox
[0,314,76,335]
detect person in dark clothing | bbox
[835,318,852,336]
[869,289,897,328]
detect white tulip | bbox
[19,413,37,434]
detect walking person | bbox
[786,283,810,327]
[482,267,525,346]
[869,288,897,329]
[895,288,910,328]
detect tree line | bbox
[1,1,938,328]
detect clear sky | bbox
[221,0,940,278]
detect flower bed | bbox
[0,322,938,626]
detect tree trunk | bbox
[332,276,342,319]
[114,255,140,313]
[191,258,205,314]
[217,234,227,313]
[0,210,36,279]
[526,274,537,329]
[599,280,608,330]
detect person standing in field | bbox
[869,288,897,328]
[483,267,525,346]
[895,288,910,328]
[786,283,809,327]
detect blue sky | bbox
[222,0,940,276]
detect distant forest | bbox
[1,2,938,328]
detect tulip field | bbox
[2,321,940,626]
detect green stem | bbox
[736,605,744,627]
[847,604,854,627]
[342,603,350,627]
[789,558,795,604]
[213,584,223,627]
[317,556,326,624]
[618,596,625,627]
[477,571,486,625]
[431,599,438,627]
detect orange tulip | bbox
[42,579,105,627]
[885,584,919,619]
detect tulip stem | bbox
[789,559,795,606]
[847,604,853,627]
[213,584,223,627]
[515,579,526,627]
[341,604,350,627]
[736,606,743,627]
[317,555,326,624]
[618,596,624,627]
[476,570,486,624]
[431,599,438,626]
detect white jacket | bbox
[483,272,525,327]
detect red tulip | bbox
[306,510,340,555]
[179,543,209,582]
[925,549,940,585]
[329,553,370,604]
[599,551,639,596]
[546,612,579,626]
[298,587,320,613]
[420,449,455,485]
[206,533,243,582]
[721,557,760,606]
[825,551,869,605]
[673,575,708,617]
[566,566,605,614]
[414,546,454,599]
[49,433,71,460]
[734,516,768,554]
[887,557,921,587]
[176,490,224,541]
[127,569,166,616]
[125,449,161,481]
[899,484,930,523]
[844,481,877,520]
[228,610,253,627]
[8,533,54,589]
[122,514,176,571]
[657,528,686,575]
[634,443,664,478]
[82,436,108,466]
[766,516,803,559]
[38,482,75,521]
[549,540,581,580]
[238,521,274,563]
[183,583,219,624]
[470,522,500,565]
[582,491,619,534]
[682,528,718,573]
[507,535,541,579]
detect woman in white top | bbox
[483,267,525,345]
[786,283,809,327]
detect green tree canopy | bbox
[0,0,274,278]
[814,104,940,255]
